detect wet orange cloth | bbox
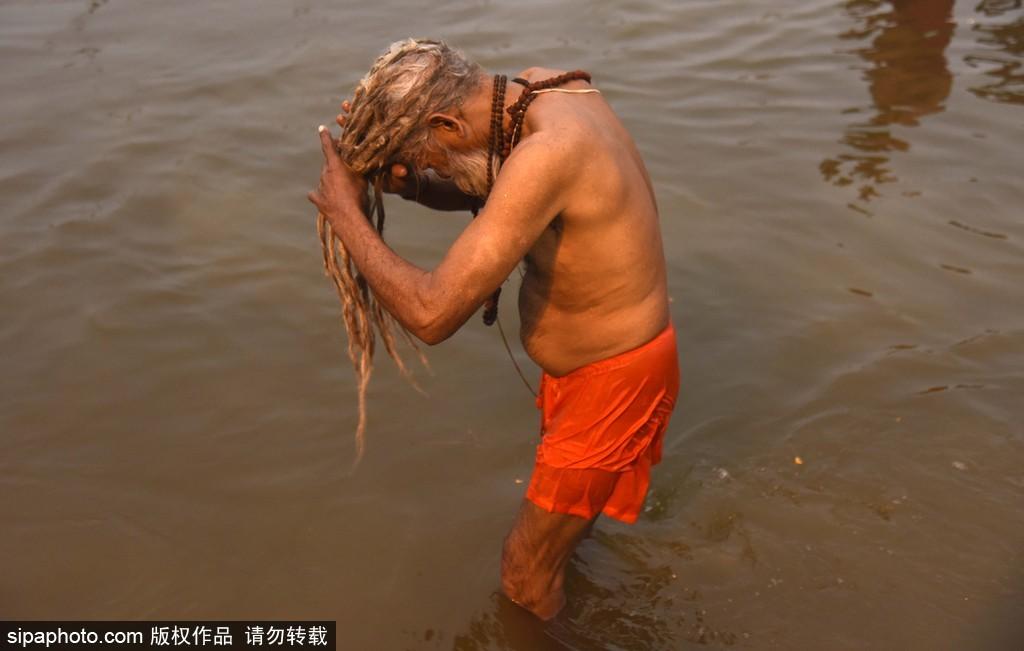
[526,322,680,524]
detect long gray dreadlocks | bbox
[317,39,485,465]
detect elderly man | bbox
[308,39,678,620]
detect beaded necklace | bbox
[503,70,593,158]
[479,70,593,329]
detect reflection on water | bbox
[820,0,955,203]
[966,0,1024,104]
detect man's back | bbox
[514,68,671,377]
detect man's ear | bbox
[427,112,466,143]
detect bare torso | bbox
[512,68,670,377]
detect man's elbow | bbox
[416,326,453,346]
[409,306,459,346]
[407,316,443,346]
[407,282,468,345]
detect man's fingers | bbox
[336,100,352,127]
[318,125,339,168]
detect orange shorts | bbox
[526,322,680,524]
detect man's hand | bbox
[307,125,367,221]
[380,163,421,199]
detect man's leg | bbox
[500,499,597,620]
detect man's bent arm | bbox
[400,170,482,213]
[310,130,573,344]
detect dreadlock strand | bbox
[318,38,483,464]
[323,224,363,368]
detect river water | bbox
[2,1,1022,649]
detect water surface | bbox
[2,0,1022,649]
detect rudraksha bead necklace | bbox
[479,69,593,327]
[503,70,593,158]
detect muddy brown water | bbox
[2,1,1022,649]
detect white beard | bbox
[445,146,492,199]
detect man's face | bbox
[418,142,491,199]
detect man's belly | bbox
[517,274,670,377]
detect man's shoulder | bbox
[514,66,567,81]
[511,128,590,179]
[519,122,587,148]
